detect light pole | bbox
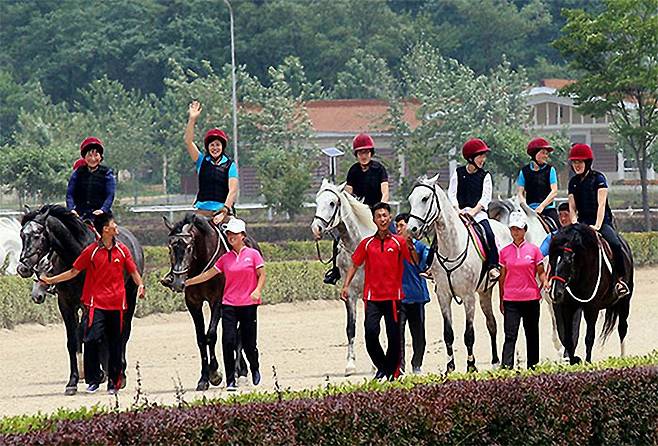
[224,0,239,174]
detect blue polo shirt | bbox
[401,239,431,304]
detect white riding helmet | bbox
[508,211,528,229]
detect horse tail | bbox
[601,295,631,342]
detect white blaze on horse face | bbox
[407,185,434,236]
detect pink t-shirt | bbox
[499,241,543,301]
[214,247,264,306]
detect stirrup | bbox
[615,280,630,298]
[488,267,500,281]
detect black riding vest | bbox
[569,170,613,226]
[456,166,488,209]
[73,165,110,212]
[522,163,552,205]
[196,156,232,204]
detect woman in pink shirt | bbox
[185,218,265,391]
[499,211,547,369]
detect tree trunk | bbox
[162,154,168,204]
[638,154,652,231]
[507,176,512,197]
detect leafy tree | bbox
[332,49,397,99]
[554,0,658,230]
[0,71,50,146]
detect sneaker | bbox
[373,370,386,381]
[107,387,118,396]
[412,366,422,375]
[226,381,238,392]
[86,383,99,394]
[252,370,261,386]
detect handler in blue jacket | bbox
[395,213,431,375]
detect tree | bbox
[554,0,658,230]
[332,49,397,99]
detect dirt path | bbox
[1,268,657,418]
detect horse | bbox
[162,213,248,391]
[16,204,144,395]
[311,179,376,376]
[548,223,633,364]
[0,217,22,275]
[407,174,512,372]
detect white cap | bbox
[223,218,246,234]
[508,210,528,229]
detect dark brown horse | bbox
[548,223,633,364]
[162,214,247,391]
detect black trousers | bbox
[502,300,540,369]
[479,219,499,268]
[364,300,401,378]
[399,302,426,371]
[598,223,626,278]
[84,309,122,389]
[222,305,259,384]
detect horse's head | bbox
[31,254,56,304]
[548,224,593,304]
[407,173,441,238]
[163,215,199,293]
[17,208,51,278]
[311,179,343,239]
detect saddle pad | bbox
[459,214,487,261]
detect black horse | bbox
[548,223,633,364]
[17,205,144,395]
[162,214,248,391]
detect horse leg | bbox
[477,289,499,366]
[58,299,80,395]
[464,296,477,373]
[616,297,630,357]
[344,294,357,376]
[207,299,223,386]
[187,302,210,391]
[76,312,85,381]
[558,303,580,365]
[438,288,456,373]
[583,309,599,363]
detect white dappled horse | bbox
[0,217,22,275]
[311,179,376,376]
[407,174,512,372]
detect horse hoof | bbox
[467,361,478,373]
[209,370,223,387]
[570,356,582,365]
[491,361,500,370]
[446,360,456,374]
[345,361,357,376]
[196,380,210,392]
[65,386,77,396]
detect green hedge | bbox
[624,231,658,266]
[0,261,339,329]
[1,354,656,444]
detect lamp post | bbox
[224,0,239,174]
[321,147,345,183]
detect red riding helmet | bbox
[80,136,104,157]
[72,158,87,170]
[568,143,594,161]
[527,137,554,158]
[352,133,375,154]
[462,138,490,160]
[204,128,228,150]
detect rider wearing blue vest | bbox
[66,137,116,220]
[448,138,499,280]
[517,137,559,227]
[185,100,238,226]
[567,143,629,297]
[395,213,430,375]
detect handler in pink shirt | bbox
[185,218,265,391]
[499,211,547,369]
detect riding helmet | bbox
[568,143,594,161]
[204,128,229,150]
[462,138,490,161]
[352,133,375,155]
[527,137,554,158]
[80,136,104,157]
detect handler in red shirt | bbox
[41,212,145,394]
[341,202,417,380]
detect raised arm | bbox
[184,101,202,162]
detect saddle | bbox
[459,214,489,262]
[537,214,559,234]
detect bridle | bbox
[408,183,440,238]
[312,188,342,231]
[170,224,224,277]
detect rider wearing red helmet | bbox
[517,137,559,226]
[448,138,499,279]
[185,100,238,225]
[345,133,389,208]
[66,137,116,220]
[567,143,629,297]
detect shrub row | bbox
[2,359,656,445]
[0,262,338,329]
[624,231,658,266]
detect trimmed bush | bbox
[624,231,658,266]
[1,362,656,445]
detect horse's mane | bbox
[169,213,214,236]
[22,204,90,240]
[549,223,598,258]
[317,179,375,231]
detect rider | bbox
[567,143,629,297]
[185,100,238,226]
[517,137,559,227]
[448,138,499,280]
[66,137,116,220]
[345,133,389,208]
